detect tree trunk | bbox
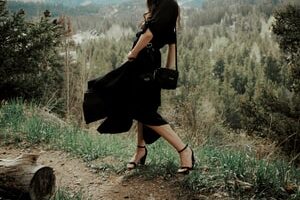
[0,154,56,200]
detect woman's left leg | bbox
[146,124,194,173]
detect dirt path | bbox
[0,146,185,200]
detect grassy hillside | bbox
[0,100,299,199]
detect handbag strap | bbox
[175,27,178,72]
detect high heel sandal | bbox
[127,145,148,170]
[177,144,195,174]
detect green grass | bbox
[51,188,86,200]
[0,100,131,163]
[1,100,299,199]
[190,148,300,199]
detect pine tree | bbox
[268,4,300,154]
[240,4,300,156]
[272,4,300,92]
[0,1,64,109]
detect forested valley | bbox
[5,0,299,155]
[1,0,300,199]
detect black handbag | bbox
[153,28,179,90]
[153,67,178,89]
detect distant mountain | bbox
[9,0,203,7]
[9,0,45,2]
[7,0,203,18]
[179,0,203,7]
[9,0,129,6]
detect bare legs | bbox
[127,122,193,171]
[146,124,193,170]
[137,122,146,147]
[126,122,147,169]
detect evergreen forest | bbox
[1,0,300,199]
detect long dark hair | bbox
[143,0,180,26]
[143,0,157,20]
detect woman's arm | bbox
[165,43,176,68]
[127,29,153,61]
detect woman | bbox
[83,0,195,174]
[125,0,195,174]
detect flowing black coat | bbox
[83,48,162,144]
[83,0,179,144]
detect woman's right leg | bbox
[127,122,147,169]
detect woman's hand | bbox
[127,51,137,61]
[127,28,153,62]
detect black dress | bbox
[83,0,179,144]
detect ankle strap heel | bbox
[178,144,188,153]
[127,145,148,170]
[177,144,195,175]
